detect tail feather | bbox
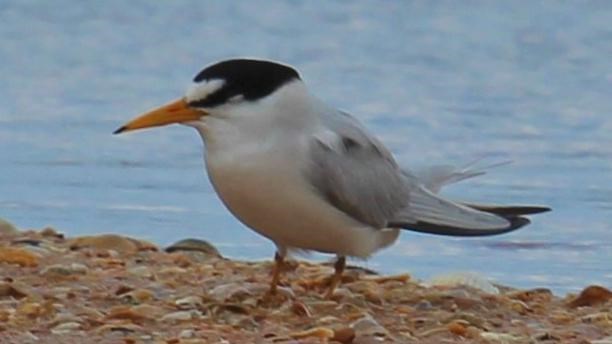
[389,185,548,237]
[412,158,512,193]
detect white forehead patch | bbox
[185,79,225,103]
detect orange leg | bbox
[325,256,346,299]
[268,251,285,295]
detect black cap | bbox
[188,59,301,108]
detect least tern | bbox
[115,59,550,297]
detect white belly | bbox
[205,142,397,258]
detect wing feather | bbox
[305,109,540,236]
[305,111,410,228]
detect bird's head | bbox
[114,58,301,134]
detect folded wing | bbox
[307,109,549,236]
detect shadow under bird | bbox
[114,58,550,298]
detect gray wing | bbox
[306,110,529,235]
[306,110,410,229]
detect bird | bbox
[114,58,550,298]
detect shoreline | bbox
[0,223,610,343]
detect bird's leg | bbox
[268,251,285,295]
[325,255,346,299]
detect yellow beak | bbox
[113,98,205,134]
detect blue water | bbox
[1,1,611,294]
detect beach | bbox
[1,221,610,343]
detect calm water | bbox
[1,1,611,294]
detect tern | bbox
[115,59,550,297]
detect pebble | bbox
[51,321,82,334]
[0,218,19,235]
[179,329,196,338]
[351,314,388,337]
[509,299,532,314]
[50,312,83,325]
[0,227,609,342]
[165,238,221,258]
[446,320,468,336]
[40,227,64,238]
[568,285,612,308]
[531,331,560,341]
[316,315,340,325]
[415,300,433,310]
[480,332,525,343]
[132,304,165,318]
[95,323,143,334]
[105,304,162,322]
[17,302,46,318]
[160,310,203,322]
[175,296,203,309]
[444,312,487,329]
[506,288,553,303]
[580,311,611,324]
[209,282,255,301]
[0,246,39,267]
[427,271,499,294]
[68,234,156,254]
[41,263,88,276]
[332,327,356,343]
[0,281,29,298]
[290,300,312,317]
[289,327,335,340]
[120,289,156,304]
[127,265,153,278]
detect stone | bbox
[160,310,202,322]
[0,246,38,267]
[0,281,29,299]
[480,332,525,343]
[120,289,156,304]
[68,234,157,254]
[40,227,64,238]
[179,329,196,338]
[106,305,158,322]
[51,321,82,334]
[289,327,335,340]
[506,288,553,303]
[427,272,499,294]
[351,314,388,337]
[175,296,203,309]
[95,323,143,334]
[447,320,468,336]
[41,263,88,277]
[332,327,356,343]
[127,266,153,278]
[0,218,18,235]
[568,285,612,308]
[165,238,221,258]
[290,301,312,317]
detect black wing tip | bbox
[113,126,127,135]
[530,205,552,214]
[501,205,551,215]
[463,203,552,216]
[394,215,531,237]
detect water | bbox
[1,1,611,295]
